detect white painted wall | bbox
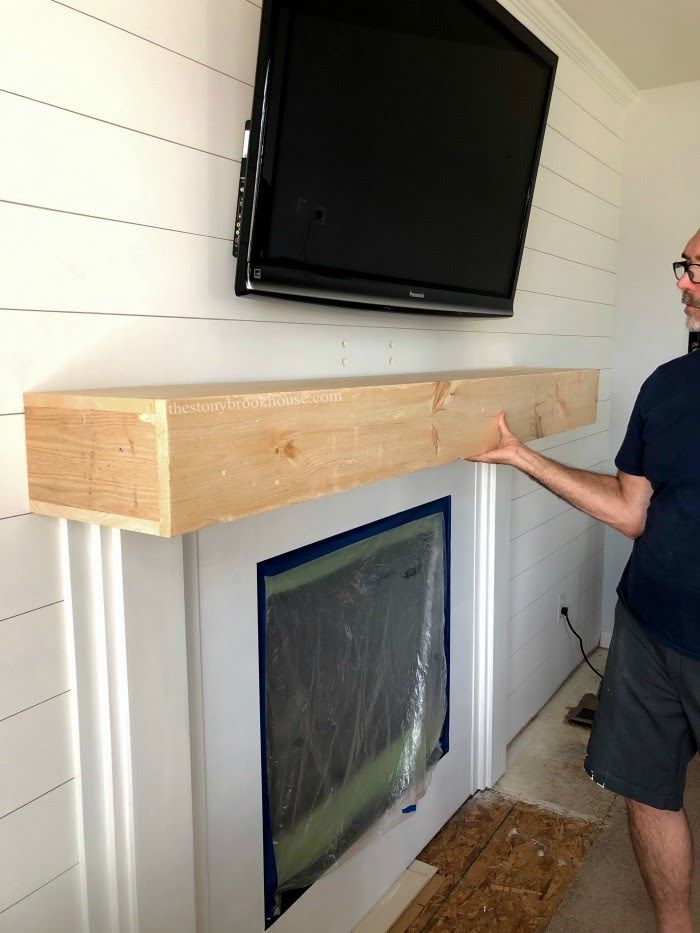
[601,79,700,637]
[0,0,631,924]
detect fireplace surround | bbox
[25,368,596,930]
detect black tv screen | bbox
[234,0,557,317]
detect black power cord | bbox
[560,606,603,678]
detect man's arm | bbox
[468,412,653,540]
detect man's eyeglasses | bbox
[673,260,700,284]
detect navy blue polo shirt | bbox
[615,349,700,659]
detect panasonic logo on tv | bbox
[409,290,425,299]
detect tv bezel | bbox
[234,0,558,319]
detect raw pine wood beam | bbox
[24,368,598,536]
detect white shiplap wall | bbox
[0,0,632,925]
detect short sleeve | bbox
[614,379,649,476]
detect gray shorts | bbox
[584,598,699,811]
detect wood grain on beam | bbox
[24,368,598,536]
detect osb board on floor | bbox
[407,790,600,932]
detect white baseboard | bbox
[599,631,612,649]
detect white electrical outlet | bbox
[558,592,567,617]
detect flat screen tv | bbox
[234,0,557,318]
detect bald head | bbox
[682,230,700,263]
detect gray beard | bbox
[682,290,700,330]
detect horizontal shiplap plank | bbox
[508,574,603,692]
[598,369,612,401]
[57,0,261,84]
[512,290,613,337]
[0,694,73,819]
[0,516,62,621]
[0,864,83,933]
[0,781,79,913]
[0,604,69,722]
[0,0,252,160]
[510,523,604,617]
[540,127,622,207]
[511,455,608,538]
[0,93,236,239]
[56,0,627,147]
[525,208,617,273]
[554,57,627,140]
[511,507,596,578]
[533,167,619,240]
[511,430,612,498]
[519,249,616,305]
[509,547,604,655]
[3,309,612,414]
[507,606,601,740]
[0,202,614,337]
[547,88,624,173]
[0,415,28,517]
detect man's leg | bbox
[626,798,694,933]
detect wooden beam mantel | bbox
[24,368,598,536]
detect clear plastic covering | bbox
[261,509,448,921]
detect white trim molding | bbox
[472,463,511,788]
[63,521,197,933]
[499,0,638,107]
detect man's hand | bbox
[468,411,523,465]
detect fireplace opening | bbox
[257,497,451,925]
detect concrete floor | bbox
[498,645,700,931]
[495,648,614,823]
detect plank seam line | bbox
[545,123,623,178]
[511,458,609,532]
[0,862,80,917]
[524,246,616,275]
[0,304,615,340]
[518,288,614,307]
[530,205,618,243]
[555,85,625,143]
[0,199,233,242]
[0,777,75,823]
[511,431,612,498]
[508,599,603,690]
[508,545,605,622]
[0,88,238,164]
[0,599,64,624]
[539,163,621,209]
[507,604,603,699]
[509,557,604,631]
[0,690,71,725]
[509,521,603,582]
[50,0,255,88]
[510,513,599,577]
[509,581,604,675]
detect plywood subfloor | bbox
[405,793,599,932]
[404,649,613,931]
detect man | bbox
[469,228,700,933]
